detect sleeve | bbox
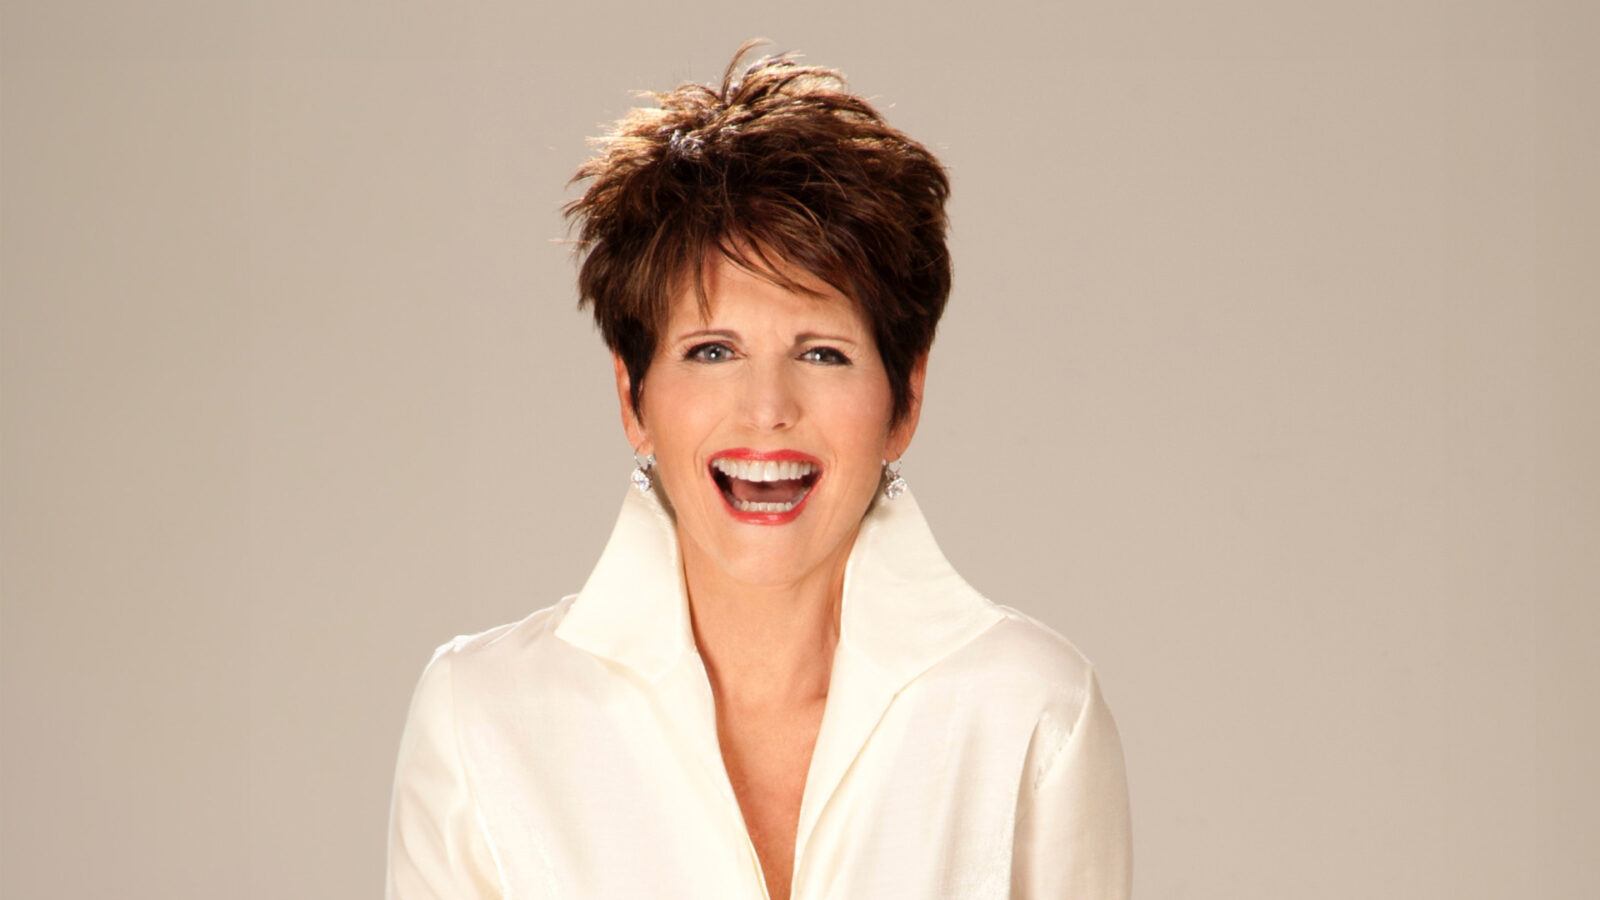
[1011,668,1133,899]
[386,643,505,899]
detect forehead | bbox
[668,254,867,333]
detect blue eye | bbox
[800,346,851,365]
[686,342,735,362]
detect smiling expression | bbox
[615,254,923,591]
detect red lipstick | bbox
[708,448,823,525]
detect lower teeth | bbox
[730,487,809,514]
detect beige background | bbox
[3,1,1596,897]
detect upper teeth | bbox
[712,458,816,482]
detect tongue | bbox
[729,477,804,504]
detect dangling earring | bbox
[882,458,908,500]
[631,452,656,494]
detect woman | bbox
[387,43,1131,900]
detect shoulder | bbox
[434,595,576,660]
[953,606,1125,797]
[913,602,1106,737]
[412,595,596,704]
[957,604,1098,697]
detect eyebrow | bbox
[673,328,860,346]
[794,331,859,345]
[675,329,739,342]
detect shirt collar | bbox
[553,485,1003,687]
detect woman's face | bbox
[616,254,923,592]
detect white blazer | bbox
[386,486,1132,899]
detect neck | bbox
[678,531,854,711]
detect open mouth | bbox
[709,456,821,515]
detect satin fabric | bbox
[386,486,1132,899]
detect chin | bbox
[660,457,878,588]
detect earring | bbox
[882,458,908,500]
[631,452,656,494]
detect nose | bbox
[738,359,799,432]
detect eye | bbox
[799,346,851,365]
[685,341,736,363]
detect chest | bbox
[458,656,1036,898]
[715,700,827,900]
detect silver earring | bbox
[631,453,656,493]
[882,458,908,500]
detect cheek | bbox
[638,371,713,467]
[828,383,896,465]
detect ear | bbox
[885,353,928,461]
[613,354,650,455]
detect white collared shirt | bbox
[386,487,1132,899]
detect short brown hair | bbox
[564,41,952,424]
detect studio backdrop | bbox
[3,2,1596,898]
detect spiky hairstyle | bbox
[564,41,952,424]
